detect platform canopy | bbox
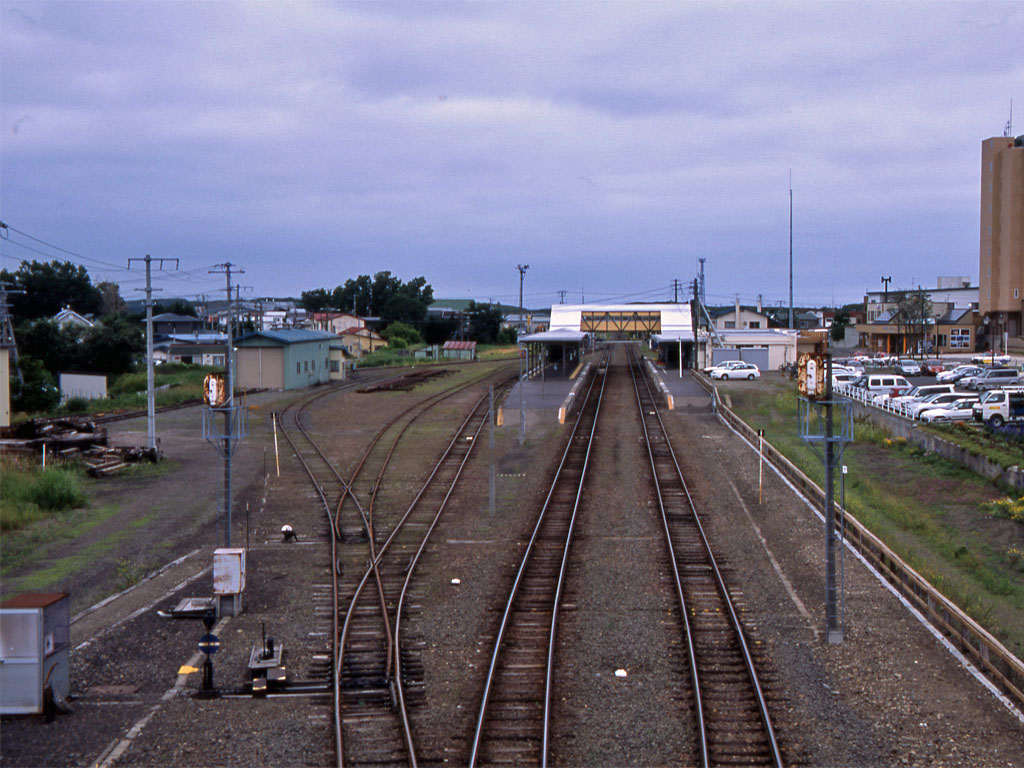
[548,303,694,340]
[518,329,588,343]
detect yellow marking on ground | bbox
[570,361,584,379]
[177,665,198,675]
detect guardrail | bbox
[693,372,1024,709]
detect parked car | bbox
[971,353,1012,366]
[963,367,1024,391]
[896,358,922,376]
[905,391,970,418]
[936,365,981,384]
[832,372,859,390]
[846,373,912,399]
[881,383,955,410]
[920,360,945,375]
[972,387,1024,427]
[711,362,760,380]
[919,396,980,423]
[703,359,747,374]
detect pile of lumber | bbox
[84,445,161,477]
[0,417,109,454]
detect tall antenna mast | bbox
[789,169,794,330]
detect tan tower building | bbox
[979,135,1024,352]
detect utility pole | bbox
[881,275,891,304]
[0,280,25,386]
[128,255,178,451]
[672,278,682,303]
[517,264,529,333]
[207,262,245,548]
[557,290,566,304]
[698,257,706,307]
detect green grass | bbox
[725,377,1024,654]
[0,458,89,532]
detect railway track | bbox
[323,365,514,767]
[627,346,783,767]
[273,366,505,766]
[470,351,609,767]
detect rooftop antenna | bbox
[1004,98,1013,137]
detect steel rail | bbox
[392,387,506,765]
[335,369,514,767]
[628,347,782,767]
[469,351,608,768]
[274,378,386,768]
[625,350,707,763]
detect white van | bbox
[845,373,911,400]
[972,387,1024,428]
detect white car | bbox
[703,360,746,374]
[710,362,760,380]
[905,392,971,419]
[832,372,859,390]
[919,396,979,423]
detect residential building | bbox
[705,304,771,331]
[979,134,1024,352]
[338,326,387,358]
[856,277,980,355]
[310,312,363,334]
[53,307,94,329]
[150,313,204,336]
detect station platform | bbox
[503,365,578,434]
[646,363,710,406]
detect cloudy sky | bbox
[1,1,1020,311]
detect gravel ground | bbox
[3,355,1022,767]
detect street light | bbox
[517,264,529,333]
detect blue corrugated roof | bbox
[236,329,336,345]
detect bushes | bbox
[0,461,88,531]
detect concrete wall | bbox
[849,399,1023,490]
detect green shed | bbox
[234,329,335,390]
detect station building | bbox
[519,302,796,376]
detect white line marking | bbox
[726,478,820,642]
[91,618,230,768]
[74,566,211,652]
[72,549,201,625]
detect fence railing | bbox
[693,372,1024,710]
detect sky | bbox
[1,1,1021,312]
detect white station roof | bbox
[549,303,695,341]
[518,329,588,343]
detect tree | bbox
[895,289,932,356]
[380,321,422,347]
[333,272,433,323]
[300,288,333,312]
[97,281,126,317]
[830,310,851,343]
[15,319,84,374]
[466,301,504,343]
[11,357,60,413]
[79,315,144,375]
[151,299,197,317]
[0,260,102,320]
